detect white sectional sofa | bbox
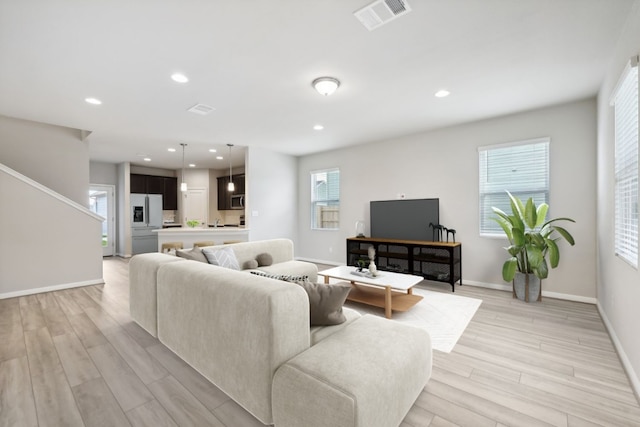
[129,239,432,427]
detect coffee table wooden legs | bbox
[319,276,423,320]
[384,286,392,318]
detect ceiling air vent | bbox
[187,103,215,115]
[354,0,411,31]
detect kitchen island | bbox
[153,227,249,251]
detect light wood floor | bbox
[1,257,639,427]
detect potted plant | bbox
[492,191,575,302]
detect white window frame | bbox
[310,168,340,230]
[478,137,550,237]
[611,55,639,268]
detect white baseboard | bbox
[462,280,597,304]
[462,280,511,292]
[597,301,640,402]
[0,278,105,299]
[295,257,342,266]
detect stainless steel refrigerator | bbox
[131,193,163,254]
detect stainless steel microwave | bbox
[230,194,244,209]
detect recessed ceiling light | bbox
[85,97,102,105]
[209,149,217,153]
[168,148,176,152]
[189,163,196,168]
[171,73,189,83]
[313,124,324,131]
[216,156,223,160]
[143,158,151,162]
[435,90,450,98]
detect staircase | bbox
[0,163,104,298]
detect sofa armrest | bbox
[156,261,310,424]
[129,252,186,337]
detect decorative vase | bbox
[513,272,541,302]
[369,261,378,276]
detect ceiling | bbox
[0,0,635,170]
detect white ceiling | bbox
[0,0,635,170]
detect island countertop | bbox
[153,227,249,250]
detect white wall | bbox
[90,161,118,185]
[116,162,131,257]
[298,98,597,300]
[0,115,90,205]
[596,0,640,397]
[246,146,298,244]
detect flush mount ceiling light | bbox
[189,163,196,168]
[143,158,151,162]
[227,144,235,192]
[167,148,176,152]
[209,148,217,153]
[435,89,450,98]
[312,77,340,96]
[171,73,189,83]
[313,124,324,130]
[180,143,188,192]
[85,97,102,105]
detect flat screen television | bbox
[370,198,439,241]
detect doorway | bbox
[89,184,115,256]
[183,188,208,226]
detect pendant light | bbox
[227,144,235,192]
[180,143,188,192]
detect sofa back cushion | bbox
[156,261,310,424]
[227,238,294,268]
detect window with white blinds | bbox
[612,59,639,268]
[311,168,340,230]
[478,138,550,236]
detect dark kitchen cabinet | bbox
[234,174,245,195]
[147,176,164,194]
[163,177,178,210]
[130,174,147,193]
[217,174,245,210]
[130,174,178,210]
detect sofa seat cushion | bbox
[272,315,432,427]
[310,307,361,345]
[256,260,318,282]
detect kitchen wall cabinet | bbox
[163,177,177,210]
[130,174,178,210]
[130,174,147,194]
[217,173,245,210]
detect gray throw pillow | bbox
[250,272,349,326]
[176,246,208,263]
[296,280,351,326]
[256,253,273,266]
[202,247,240,270]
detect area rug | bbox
[345,287,482,353]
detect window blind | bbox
[478,138,550,236]
[311,168,340,230]
[613,61,639,268]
